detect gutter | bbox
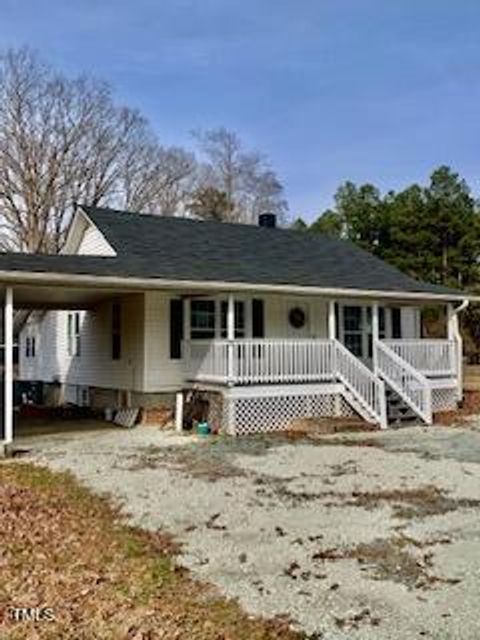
[0,268,476,304]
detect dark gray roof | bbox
[0,205,464,298]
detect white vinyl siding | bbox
[19,295,146,391]
[77,223,116,256]
[19,292,423,394]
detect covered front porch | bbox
[182,296,464,429]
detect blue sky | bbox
[1,0,480,220]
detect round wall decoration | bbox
[288,306,306,329]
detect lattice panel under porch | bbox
[224,391,356,436]
[431,387,458,413]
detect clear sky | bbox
[1,0,480,220]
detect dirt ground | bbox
[14,420,480,639]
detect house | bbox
[1,205,473,443]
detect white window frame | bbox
[67,312,81,357]
[189,297,249,340]
[25,335,36,359]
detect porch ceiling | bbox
[0,283,133,309]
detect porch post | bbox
[183,297,191,361]
[328,300,336,340]
[447,303,463,400]
[447,303,455,341]
[372,302,379,372]
[4,287,13,447]
[227,294,235,384]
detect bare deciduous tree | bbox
[192,127,288,224]
[0,48,197,252]
[0,50,289,252]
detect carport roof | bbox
[0,205,471,304]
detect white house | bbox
[1,205,473,442]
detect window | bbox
[221,301,245,338]
[112,303,121,360]
[343,306,363,357]
[25,336,36,358]
[189,299,248,340]
[343,305,387,360]
[170,299,184,359]
[67,312,81,357]
[190,300,215,339]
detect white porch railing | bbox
[185,338,387,427]
[185,339,336,385]
[383,339,457,377]
[375,340,432,424]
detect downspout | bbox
[448,299,469,401]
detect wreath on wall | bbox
[288,306,306,329]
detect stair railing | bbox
[333,339,387,429]
[375,340,432,425]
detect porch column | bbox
[4,287,13,447]
[371,302,379,372]
[227,294,235,384]
[328,300,336,340]
[447,303,463,400]
[447,303,456,341]
[183,297,191,362]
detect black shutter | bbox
[391,307,402,339]
[251,299,265,338]
[170,299,184,359]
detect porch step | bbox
[385,386,418,424]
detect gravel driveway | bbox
[19,421,480,639]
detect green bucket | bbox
[197,421,210,436]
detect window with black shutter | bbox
[170,299,184,359]
[391,307,402,339]
[112,303,121,360]
[252,299,265,338]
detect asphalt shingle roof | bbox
[0,205,463,298]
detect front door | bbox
[339,305,386,366]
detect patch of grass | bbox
[347,486,480,520]
[311,535,461,591]
[0,461,303,640]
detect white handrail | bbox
[185,338,388,428]
[376,341,432,424]
[333,339,387,428]
[185,338,336,385]
[383,339,456,377]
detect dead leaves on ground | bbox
[0,463,301,640]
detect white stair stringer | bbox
[333,339,387,429]
[339,385,380,425]
[375,341,432,425]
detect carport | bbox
[0,259,154,451]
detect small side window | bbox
[68,312,81,357]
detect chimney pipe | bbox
[258,213,276,228]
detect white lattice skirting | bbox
[431,387,458,413]
[222,384,356,436]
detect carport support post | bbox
[4,287,13,447]
[372,303,379,372]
